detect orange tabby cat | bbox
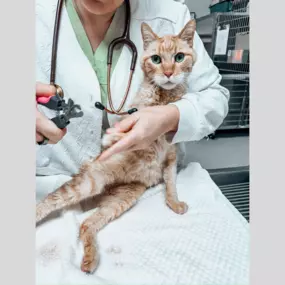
[36,19,196,273]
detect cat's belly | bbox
[100,151,165,188]
[95,139,173,189]
[125,159,163,188]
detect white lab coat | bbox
[35,0,229,197]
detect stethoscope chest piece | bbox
[54,84,64,97]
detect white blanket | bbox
[36,163,249,285]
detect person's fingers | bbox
[35,83,66,144]
[36,132,57,144]
[36,111,67,143]
[36,132,44,143]
[98,132,137,161]
[114,115,138,133]
[122,143,146,152]
[36,82,56,97]
[106,127,120,134]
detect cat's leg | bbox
[79,182,146,273]
[36,162,113,223]
[163,149,188,215]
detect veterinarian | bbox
[36,0,230,197]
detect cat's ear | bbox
[178,19,196,47]
[141,22,158,50]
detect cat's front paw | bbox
[101,132,126,149]
[167,200,188,215]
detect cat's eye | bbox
[175,53,185,63]
[151,55,162,64]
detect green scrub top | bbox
[65,0,124,107]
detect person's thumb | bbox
[115,115,138,133]
[36,82,56,97]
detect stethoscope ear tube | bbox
[128,108,138,114]
[95,102,105,111]
[50,0,64,85]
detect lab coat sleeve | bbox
[169,6,230,143]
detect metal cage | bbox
[196,0,250,131]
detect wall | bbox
[180,0,250,170]
[184,136,249,170]
[184,0,212,18]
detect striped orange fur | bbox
[36,20,196,273]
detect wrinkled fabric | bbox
[36,163,249,285]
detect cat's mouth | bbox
[161,82,177,90]
[153,75,181,90]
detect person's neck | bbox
[73,0,116,51]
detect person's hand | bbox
[36,82,67,144]
[98,105,180,161]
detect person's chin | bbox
[82,0,116,15]
[161,82,177,90]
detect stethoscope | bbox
[50,0,138,116]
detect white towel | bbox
[36,163,249,285]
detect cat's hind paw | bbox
[167,200,188,215]
[81,252,99,274]
[79,223,99,274]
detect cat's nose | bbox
[164,71,173,78]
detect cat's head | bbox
[140,20,196,90]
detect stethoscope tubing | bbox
[49,0,138,116]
